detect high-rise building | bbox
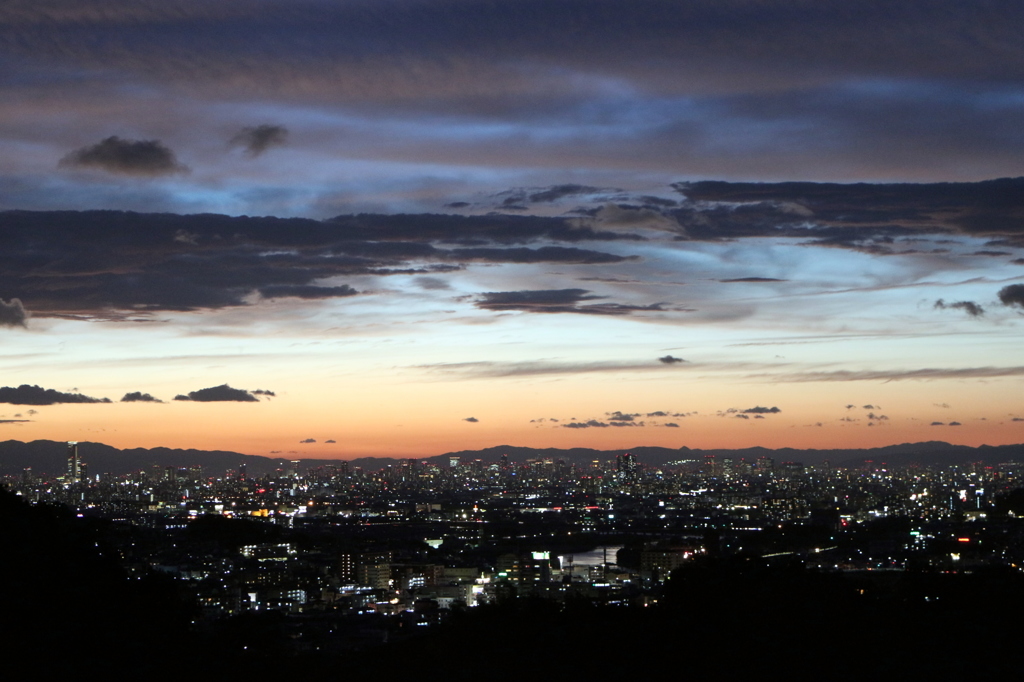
[616,452,638,485]
[66,441,81,483]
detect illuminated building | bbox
[616,452,638,485]
[66,441,82,483]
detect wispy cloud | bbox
[758,366,1024,382]
[934,299,984,317]
[417,359,691,379]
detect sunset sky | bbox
[2,1,1024,458]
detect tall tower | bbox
[66,441,81,483]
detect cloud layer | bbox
[3,1,1024,221]
[0,210,643,317]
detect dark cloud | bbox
[259,285,359,300]
[971,250,1011,257]
[0,419,31,424]
[120,392,163,403]
[931,421,945,426]
[1013,418,1024,422]
[562,420,610,429]
[742,406,781,414]
[476,288,596,311]
[720,277,787,283]
[229,124,288,157]
[562,412,643,427]
[252,389,276,397]
[934,299,984,317]
[735,414,749,419]
[475,288,662,315]
[463,417,479,423]
[0,384,110,405]
[949,421,962,426]
[59,137,188,176]
[866,412,889,421]
[664,422,679,427]
[676,178,1024,245]
[998,284,1024,308]
[300,438,316,443]
[0,298,27,328]
[658,355,684,364]
[173,384,262,402]
[325,439,336,443]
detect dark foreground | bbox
[3,488,1021,679]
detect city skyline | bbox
[1,2,1024,458]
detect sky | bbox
[1,0,1024,459]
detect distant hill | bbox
[4,439,1024,479]
[443,441,1024,469]
[0,440,276,478]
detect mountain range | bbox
[3,439,1024,478]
